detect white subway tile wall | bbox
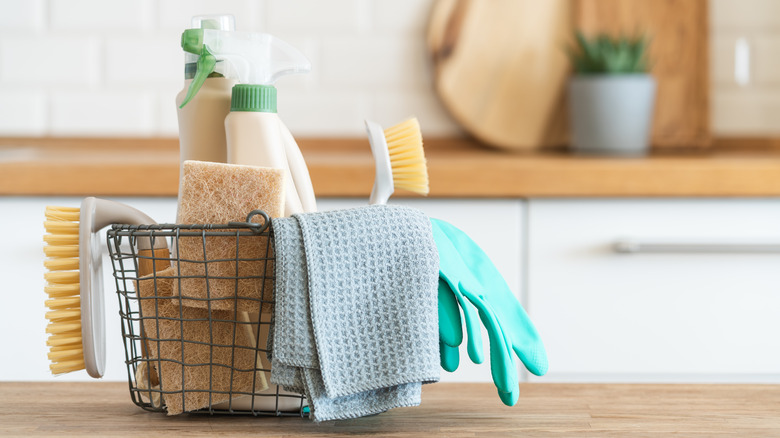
[0,0,776,137]
[0,0,460,138]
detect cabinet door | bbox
[528,199,780,382]
[320,198,525,383]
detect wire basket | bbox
[106,210,306,416]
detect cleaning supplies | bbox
[176,15,237,167]
[44,198,169,377]
[269,205,440,421]
[431,218,549,406]
[179,26,317,216]
[366,117,429,205]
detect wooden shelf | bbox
[3,137,780,197]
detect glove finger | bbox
[438,278,463,347]
[513,342,549,377]
[446,277,484,364]
[498,386,520,407]
[460,282,518,394]
[454,285,484,364]
[440,340,460,372]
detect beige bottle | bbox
[176,77,235,164]
[175,15,236,206]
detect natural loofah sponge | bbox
[137,267,268,415]
[174,160,285,313]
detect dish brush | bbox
[365,117,429,205]
[44,197,169,377]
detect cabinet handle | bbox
[614,239,780,254]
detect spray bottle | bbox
[176,15,236,165]
[180,28,317,216]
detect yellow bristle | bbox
[44,221,79,234]
[383,117,429,196]
[49,344,76,353]
[51,359,86,375]
[48,349,83,362]
[44,258,79,271]
[45,206,80,221]
[47,334,82,347]
[43,245,79,258]
[45,296,81,309]
[46,322,81,334]
[44,234,79,245]
[44,271,80,284]
[44,204,85,375]
[45,284,80,298]
[45,308,81,321]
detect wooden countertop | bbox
[3,137,780,197]
[1,382,778,436]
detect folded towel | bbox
[269,205,440,421]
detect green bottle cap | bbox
[230,84,277,113]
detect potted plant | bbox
[567,32,655,156]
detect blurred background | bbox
[0,0,776,139]
[0,0,460,138]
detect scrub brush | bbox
[365,117,429,205]
[44,197,169,377]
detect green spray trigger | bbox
[179,29,217,108]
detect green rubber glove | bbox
[434,218,548,377]
[433,220,516,396]
[439,273,520,403]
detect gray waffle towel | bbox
[269,205,440,421]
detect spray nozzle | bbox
[180,29,217,107]
[179,28,311,108]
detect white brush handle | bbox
[365,119,393,205]
[80,197,167,378]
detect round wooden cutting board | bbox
[428,0,572,151]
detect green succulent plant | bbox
[568,31,650,74]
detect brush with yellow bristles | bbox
[365,117,429,205]
[44,197,169,378]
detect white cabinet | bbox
[527,199,780,382]
[1,196,524,384]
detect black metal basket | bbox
[106,210,306,416]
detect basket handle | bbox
[227,209,271,233]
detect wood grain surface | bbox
[1,382,779,436]
[574,0,711,150]
[428,0,572,151]
[3,137,780,198]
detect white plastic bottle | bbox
[225,85,309,215]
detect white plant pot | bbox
[569,74,656,156]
